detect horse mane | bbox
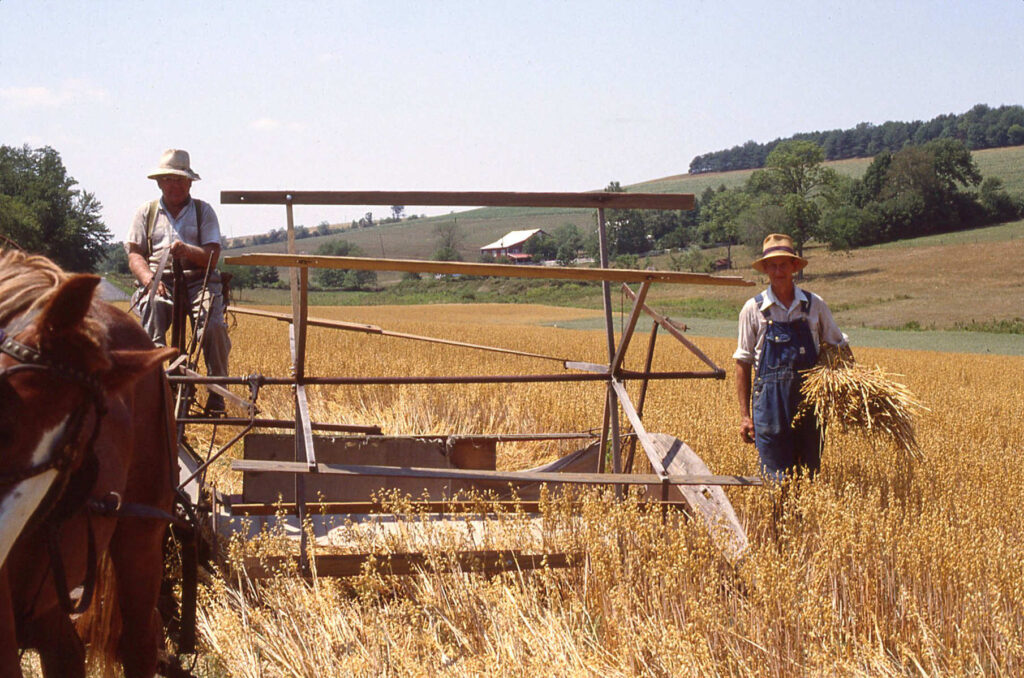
[0,248,106,352]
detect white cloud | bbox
[249,118,304,132]
[0,79,108,109]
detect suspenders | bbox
[755,291,813,320]
[144,199,204,259]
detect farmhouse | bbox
[480,228,547,262]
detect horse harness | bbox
[0,327,107,490]
[0,326,180,616]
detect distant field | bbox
[222,144,1024,270]
[229,217,1024,354]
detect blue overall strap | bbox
[756,290,813,317]
[754,293,767,319]
[800,289,813,314]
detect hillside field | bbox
[221,144,1024,267]
[156,306,1024,676]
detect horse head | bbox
[0,274,175,568]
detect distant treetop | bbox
[688,104,1024,174]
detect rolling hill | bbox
[222,145,1024,266]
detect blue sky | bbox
[2,0,1022,239]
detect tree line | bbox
[689,104,1024,174]
[0,145,110,271]
[599,138,1023,269]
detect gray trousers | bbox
[131,271,231,377]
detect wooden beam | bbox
[622,284,723,372]
[177,417,382,434]
[221,190,695,211]
[610,379,668,477]
[295,384,316,472]
[223,253,753,287]
[609,281,650,376]
[231,459,761,487]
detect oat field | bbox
[186,305,1023,676]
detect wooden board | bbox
[221,189,694,210]
[241,434,494,503]
[642,434,750,563]
[223,253,754,287]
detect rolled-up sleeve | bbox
[732,298,759,364]
[814,295,849,347]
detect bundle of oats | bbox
[798,344,927,457]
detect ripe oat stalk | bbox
[797,344,928,458]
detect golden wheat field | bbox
[177,304,1023,676]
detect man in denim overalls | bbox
[734,234,847,481]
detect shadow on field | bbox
[804,267,883,282]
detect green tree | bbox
[748,140,838,257]
[523,231,556,262]
[313,239,377,290]
[978,177,1020,222]
[552,223,584,265]
[432,220,465,261]
[0,145,111,271]
[99,241,131,274]
[699,188,751,265]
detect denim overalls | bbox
[752,293,821,480]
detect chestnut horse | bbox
[0,251,177,678]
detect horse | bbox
[0,250,178,677]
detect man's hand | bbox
[146,274,169,298]
[169,239,193,259]
[740,416,755,444]
[735,360,755,444]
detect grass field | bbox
[226,217,1024,354]
[157,305,1024,676]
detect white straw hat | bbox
[147,149,201,181]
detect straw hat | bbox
[751,233,808,273]
[147,149,201,181]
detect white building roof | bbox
[480,229,544,251]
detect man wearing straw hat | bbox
[734,233,847,480]
[125,149,231,414]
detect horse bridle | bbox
[0,327,107,486]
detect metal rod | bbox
[228,305,573,363]
[177,421,254,491]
